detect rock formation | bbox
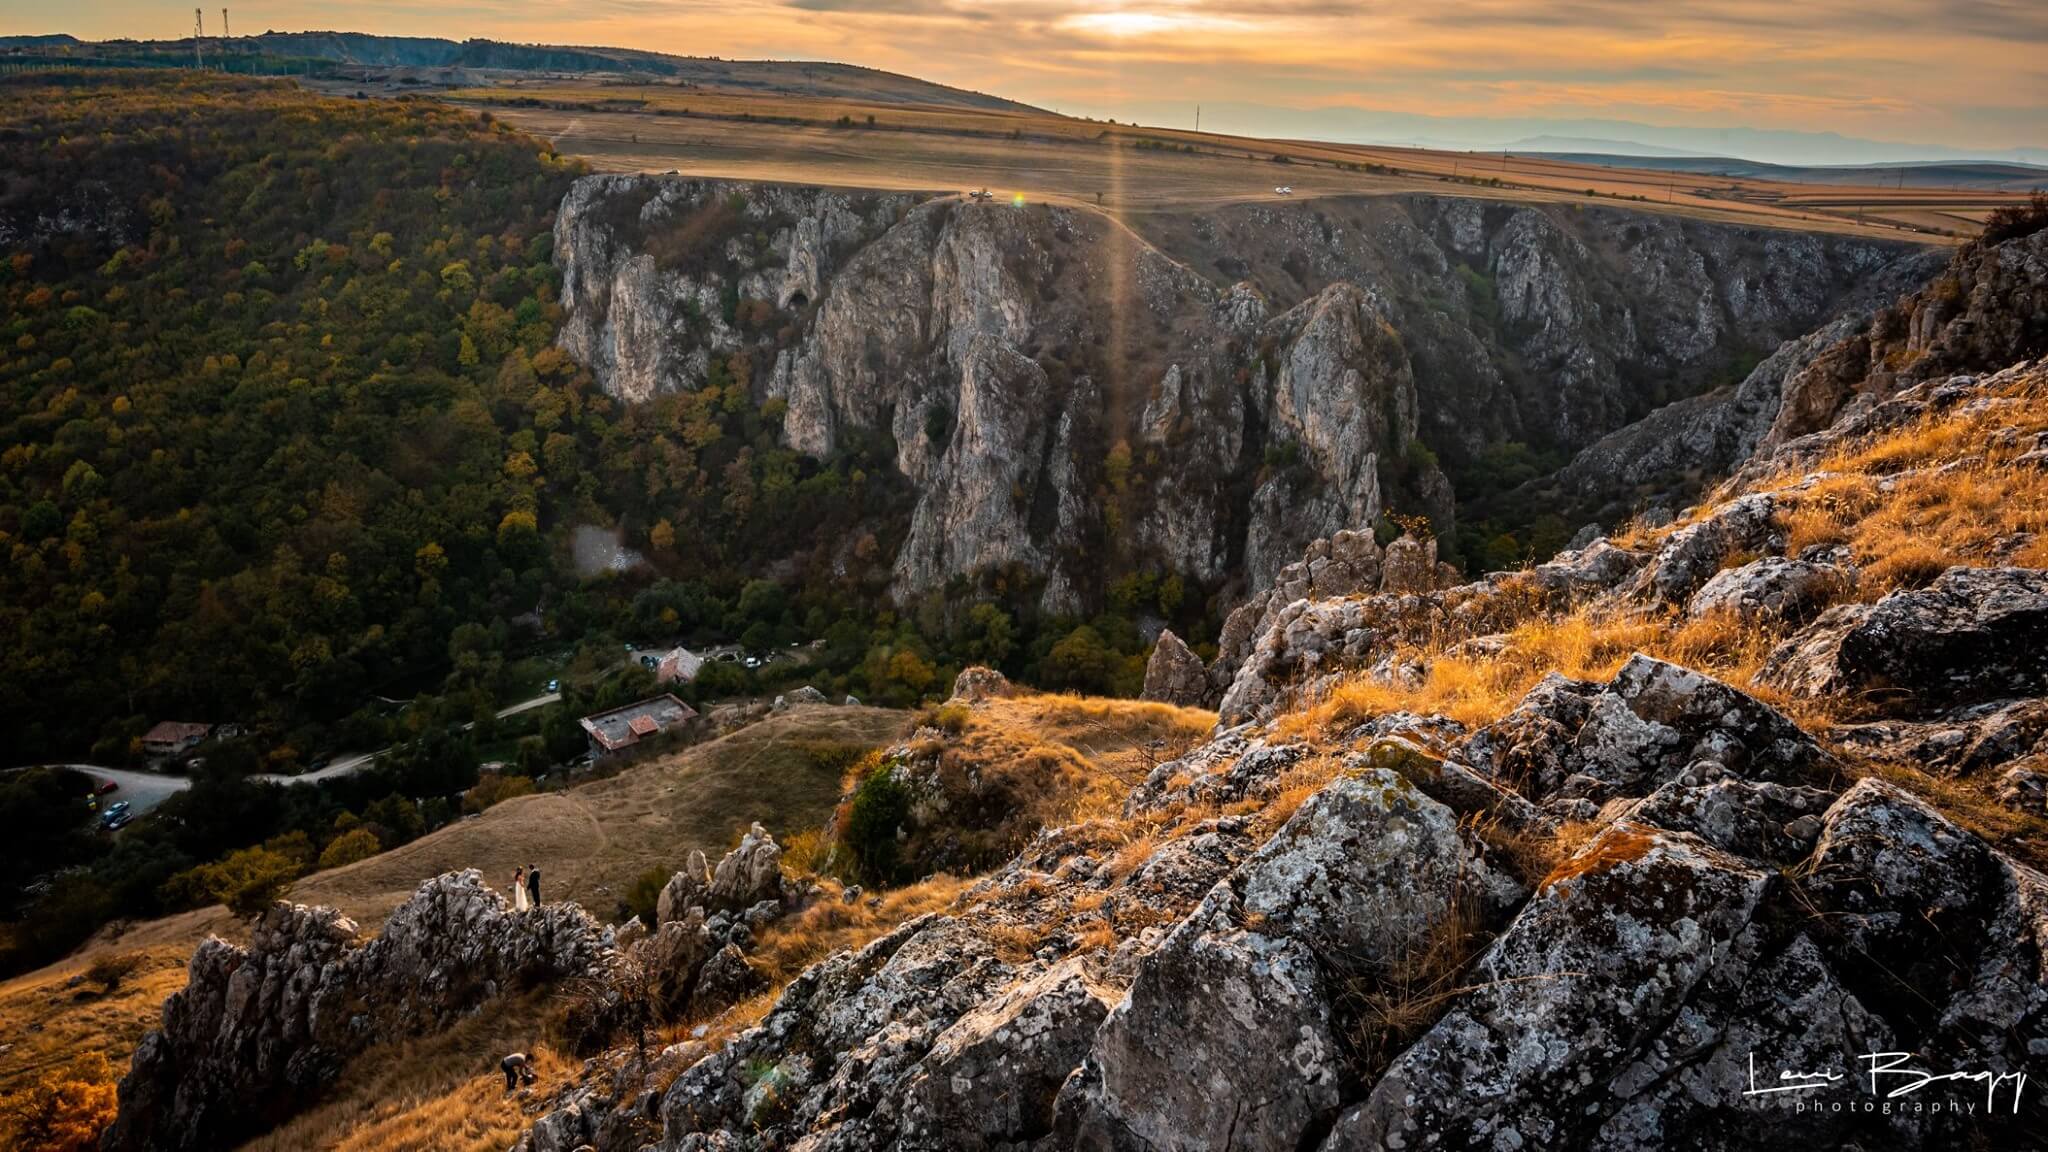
[554,176,1919,604]
[516,644,2045,1152]
[102,873,616,1152]
[1138,629,1206,706]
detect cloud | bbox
[47,0,2048,151]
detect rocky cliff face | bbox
[102,872,617,1152]
[502,235,2048,1151]
[555,177,1919,603]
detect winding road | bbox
[4,692,566,816]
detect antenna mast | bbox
[194,9,205,70]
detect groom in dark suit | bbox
[526,864,541,907]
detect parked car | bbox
[102,813,132,832]
[94,779,119,794]
[546,679,560,693]
[104,800,131,818]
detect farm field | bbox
[428,78,2033,242]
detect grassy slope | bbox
[0,705,908,1101]
[0,692,1215,1148]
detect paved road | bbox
[253,691,564,783]
[7,692,569,799]
[2,764,194,817]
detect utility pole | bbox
[1195,104,1200,134]
[193,9,205,70]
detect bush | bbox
[1981,190,2048,246]
[0,1053,118,1152]
[462,772,536,814]
[839,759,912,886]
[84,951,143,993]
[622,865,670,925]
[317,826,382,870]
[924,702,971,735]
[163,845,301,919]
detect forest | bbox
[0,72,1168,972]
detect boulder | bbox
[900,960,1112,1150]
[1379,532,1439,594]
[1762,566,2048,714]
[706,823,784,911]
[1685,556,1843,623]
[786,684,828,705]
[1140,629,1210,707]
[1996,757,2048,814]
[949,665,1014,702]
[1636,492,1780,605]
[1236,767,1521,964]
[1057,886,1345,1151]
[642,910,715,1011]
[656,850,712,925]
[685,945,764,1019]
[1326,826,1771,1149]
[1461,654,1835,804]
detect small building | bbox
[142,721,212,760]
[656,646,705,684]
[579,694,698,757]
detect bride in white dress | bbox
[512,867,530,912]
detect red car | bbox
[95,779,119,794]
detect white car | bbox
[1274,185,1293,196]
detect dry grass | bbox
[1334,881,1491,1082]
[436,78,2000,241]
[0,945,189,1097]
[1277,610,1670,742]
[286,704,913,930]
[744,874,971,989]
[239,992,572,1152]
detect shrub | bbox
[924,703,971,735]
[84,951,142,993]
[317,826,382,870]
[162,845,301,918]
[622,865,670,926]
[0,1053,118,1152]
[463,772,536,815]
[1981,190,2048,245]
[839,760,912,886]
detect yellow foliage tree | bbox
[0,1053,118,1152]
[317,826,382,870]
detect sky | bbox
[10,1,2047,163]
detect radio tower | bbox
[194,9,205,70]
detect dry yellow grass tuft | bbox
[744,874,971,990]
[240,992,571,1152]
[0,946,190,1098]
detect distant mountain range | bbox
[0,31,1037,114]
[1112,100,2048,170]
[1517,152,2048,192]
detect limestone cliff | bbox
[555,176,1920,604]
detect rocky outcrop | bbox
[103,872,615,1152]
[1763,227,2048,450]
[527,647,2046,1152]
[1139,629,1207,707]
[555,177,1916,604]
[949,664,1015,702]
[706,822,786,911]
[1761,566,2048,713]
